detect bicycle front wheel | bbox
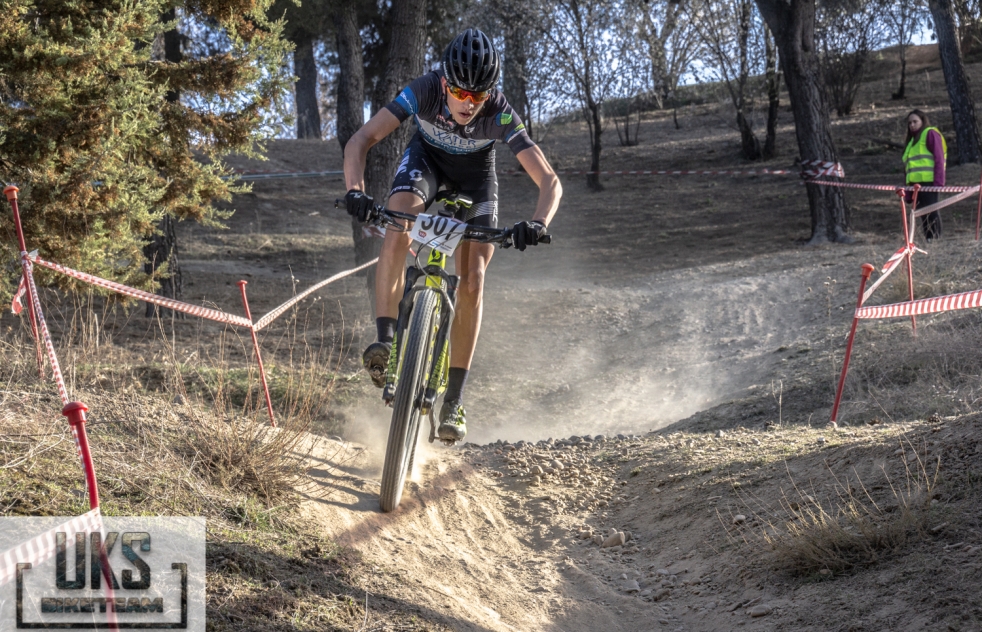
[379,289,438,512]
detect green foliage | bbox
[268,0,328,42]
[0,0,293,301]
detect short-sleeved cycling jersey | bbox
[383,70,535,228]
[385,70,535,156]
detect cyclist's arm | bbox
[343,109,402,192]
[515,145,562,227]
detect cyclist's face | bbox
[443,78,482,125]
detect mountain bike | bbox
[336,193,551,511]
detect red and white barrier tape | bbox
[912,185,981,218]
[231,170,345,181]
[29,255,253,329]
[21,256,92,490]
[857,287,982,320]
[11,275,26,315]
[806,180,977,193]
[26,251,382,334]
[230,167,800,179]
[254,257,379,331]
[800,160,845,179]
[861,243,925,305]
[231,164,827,179]
[0,508,103,588]
[501,168,798,177]
[22,256,69,406]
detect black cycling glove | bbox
[512,220,547,251]
[345,189,374,223]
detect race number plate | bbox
[409,213,466,255]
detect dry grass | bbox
[0,296,450,630]
[758,441,939,577]
[836,238,982,425]
[0,289,351,506]
[843,313,982,423]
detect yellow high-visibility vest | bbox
[902,127,947,184]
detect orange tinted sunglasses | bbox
[447,84,491,103]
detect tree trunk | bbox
[334,1,377,307]
[641,0,681,110]
[335,5,363,150]
[147,9,183,316]
[503,24,533,140]
[365,0,426,203]
[928,0,982,164]
[586,102,604,191]
[162,8,181,104]
[294,33,321,140]
[736,0,761,160]
[143,215,181,317]
[353,0,426,309]
[755,0,850,244]
[737,112,762,160]
[893,44,908,99]
[764,25,779,159]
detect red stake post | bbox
[62,402,100,510]
[63,401,118,629]
[899,188,917,335]
[237,281,276,427]
[4,185,44,375]
[830,264,876,428]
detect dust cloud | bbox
[343,215,834,450]
[339,401,445,481]
[454,244,743,445]
[456,238,830,445]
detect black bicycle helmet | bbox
[442,28,500,92]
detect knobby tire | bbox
[379,290,438,512]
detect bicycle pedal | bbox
[440,438,458,447]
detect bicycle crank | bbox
[427,409,437,444]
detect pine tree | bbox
[0,0,293,301]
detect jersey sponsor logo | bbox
[416,118,493,154]
[464,123,476,134]
[496,112,513,126]
[391,184,426,199]
[396,88,418,115]
[504,122,526,143]
[395,149,410,175]
[409,169,423,182]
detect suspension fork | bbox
[421,275,458,416]
[383,266,424,404]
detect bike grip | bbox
[539,234,552,245]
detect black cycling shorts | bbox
[389,133,498,228]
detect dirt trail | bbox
[194,66,982,627]
[289,242,868,632]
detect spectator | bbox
[902,109,946,241]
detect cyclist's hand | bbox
[512,220,547,251]
[345,189,374,223]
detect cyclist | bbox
[343,28,562,442]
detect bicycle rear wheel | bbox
[379,289,438,512]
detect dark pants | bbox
[914,190,942,240]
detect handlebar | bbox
[333,200,552,247]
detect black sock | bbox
[376,317,397,344]
[444,367,469,404]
